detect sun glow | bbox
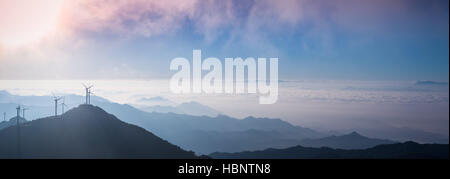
[0,0,64,48]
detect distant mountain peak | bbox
[9,116,27,122]
[66,104,106,115]
[348,131,362,137]
[142,96,167,101]
[137,96,175,106]
[415,80,449,85]
[0,90,11,95]
[297,132,396,150]
[61,104,117,122]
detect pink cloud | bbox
[58,0,307,40]
[59,0,198,37]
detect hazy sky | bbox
[0,0,448,81]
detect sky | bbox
[0,0,448,81]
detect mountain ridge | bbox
[297,131,396,149]
[210,141,449,159]
[0,104,198,159]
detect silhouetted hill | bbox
[0,116,27,131]
[0,105,197,159]
[298,132,396,149]
[210,142,449,159]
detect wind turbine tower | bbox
[60,97,68,120]
[88,89,94,104]
[53,95,62,117]
[22,107,29,120]
[82,84,93,105]
[61,97,68,114]
[3,112,5,122]
[16,106,20,125]
[16,105,21,158]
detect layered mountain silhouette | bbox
[136,100,221,117]
[297,132,396,149]
[1,91,448,154]
[0,105,198,159]
[72,100,325,154]
[113,112,324,154]
[136,96,176,106]
[210,142,449,159]
[346,127,449,144]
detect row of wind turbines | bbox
[2,84,94,158]
[2,107,28,122]
[2,84,94,123]
[52,83,94,117]
[1,84,95,159]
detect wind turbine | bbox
[3,112,5,122]
[16,106,21,124]
[16,105,21,158]
[22,106,29,120]
[53,95,62,117]
[60,97,68,120]
[82,83,93,104]
[61,97,68,114]
[88,89,95,104]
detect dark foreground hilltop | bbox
[210,141,449,159]
[0,104,197,159]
